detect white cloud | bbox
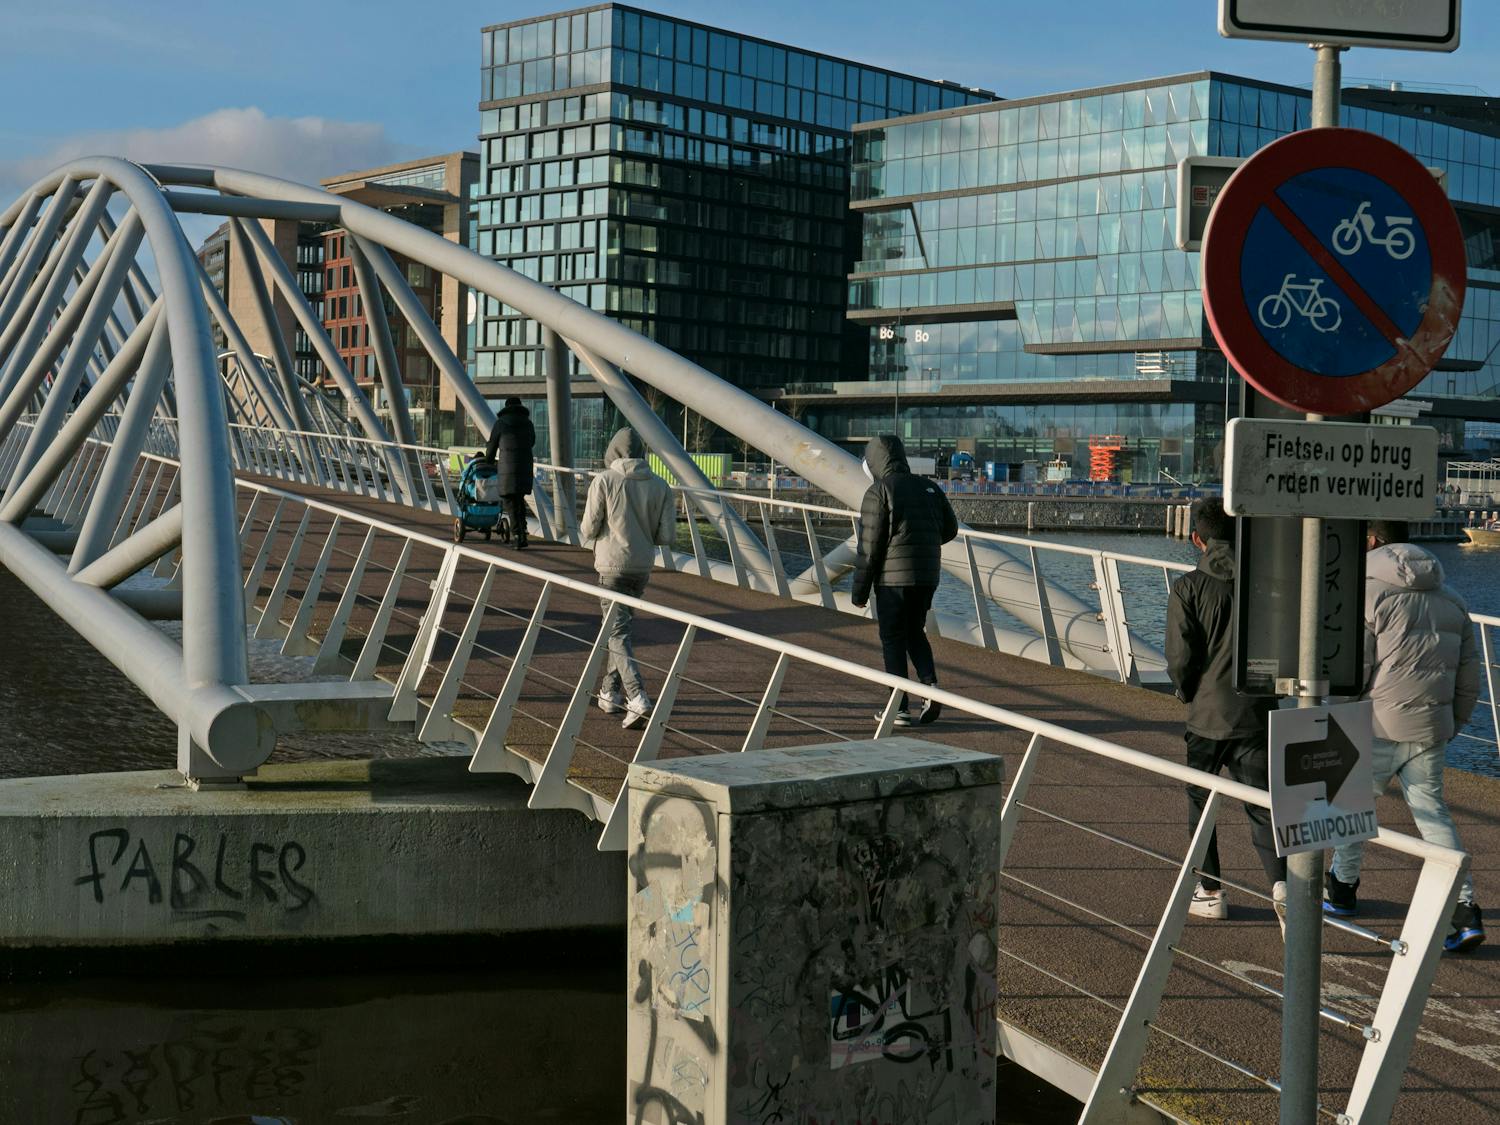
[0,106,423,209]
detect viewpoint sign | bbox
[1269,701,1378,858]
[1219,0,1460,52]
[1225,417,1438,520]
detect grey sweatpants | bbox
[596,572,650,701]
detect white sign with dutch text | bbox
[1224,418,1438,520]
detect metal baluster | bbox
[527,601,618,816]
[1079,791,1221,1123]
[253,508,311,639]
[597,624,697,851]
[388,547,460,722]
[998,733,1042,867]
[964,535,999,651]
[718,495,748,588]
[351,539,413,681]
[1483,622,1499,760]
[149,472,181,578]
[758,505,791,599]
[418,565,496,745]
[685,493,709,577]
[281,516,344,656]
[437,462,458,518]
[106,462,151,551]
[242,499,286,613]
[235,491,264,551]
[801,509,835,610]
[471,582,553,775]
[1028,545,1063,667]
[312,526,378,675]
[1101,555,1138,686]
[741,652,790,753]
[129,465,167,538]
[873,686,904,738]
[530,478,553,542]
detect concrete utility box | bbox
[625,737,1003,1125]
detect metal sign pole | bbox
[1280,41,1344,1125]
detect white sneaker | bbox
[1189,882,1228,920]
[596,690,625,715]
[1273,880,1288,940]
[622,696,652,729]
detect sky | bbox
[1,0,1496,210]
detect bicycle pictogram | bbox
[1332,201,1415,260]
[1257,274,1342,333]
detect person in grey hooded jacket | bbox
[581,427,676,728]
[1325,520,1484,952]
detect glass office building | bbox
[472,3,991,454]
[808,72,1500,483]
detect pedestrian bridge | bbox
[1,158,1497,1123]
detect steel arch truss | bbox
[0,157,1145,782]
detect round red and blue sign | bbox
[1202,127,1466,415]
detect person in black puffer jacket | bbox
[1166,498,1283,924]
[851,434,958,727]
[484,397,536,548]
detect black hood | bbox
[498,401,530,419]
[863,435,910,479]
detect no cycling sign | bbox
[1202,128,1466,415]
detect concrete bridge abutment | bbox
[0,756,625,961]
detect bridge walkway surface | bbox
[236,472,1500,1124]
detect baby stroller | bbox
[453,454,510,544]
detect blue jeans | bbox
[1331,739,1475,905]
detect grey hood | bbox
[1363,541,1479,743]
[862,434,909,480]
[1367,542,1444,592]
[603,426,651,479]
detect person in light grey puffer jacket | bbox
[1326,520,1484,952]
[581,428,676,728]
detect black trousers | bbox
[502,494,528,541]
[1184,732,1285,891]
[874,585,937,695]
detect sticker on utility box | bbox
[1269,701,1378,857]
[1224,417,1438,521]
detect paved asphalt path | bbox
[236,475,1500,1123]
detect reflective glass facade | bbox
[472,4,990,425]
[823,72,1500,482]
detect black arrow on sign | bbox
[1285,711,1360,805]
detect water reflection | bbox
[0,968,622,1124]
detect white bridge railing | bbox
[212,422,1180,682]
[0,417,1482,1122]
[208,420,1500,759]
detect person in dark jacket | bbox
[851,435,959,726]
[484,397,536,549]
[1166,498,1285,923]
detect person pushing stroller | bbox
[484,396,536,550]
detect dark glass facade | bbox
[472,3,991,449]
[812,73,1500,483]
